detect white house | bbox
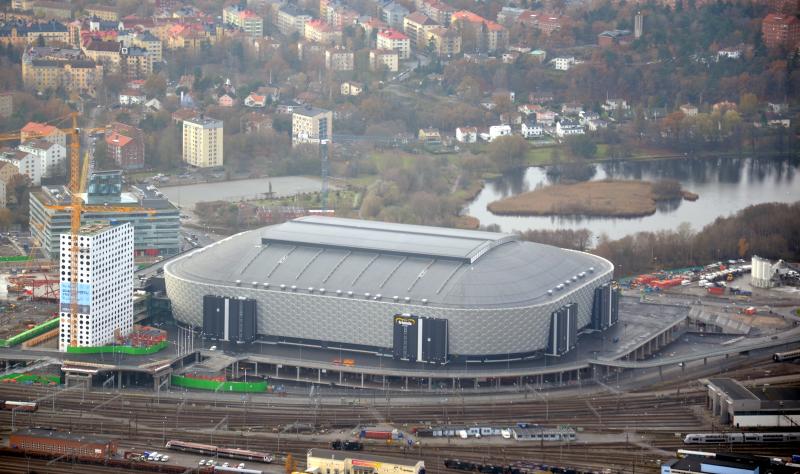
[456,127,478,143]
[556,119,585,137]
[120,90,146,106]
[244,93,267,107]
[586,118,608,131]
[601,98,629,112]
[0,150,41,185]
[18,139,65,179]
[521,121,543,138]
[483,125,512,142]
[551,56,575,71]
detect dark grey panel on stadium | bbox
[591,284,619,331]
[547,303,577,356]
[203,295,225,339]
[421,317,448,364]
[166,217,614,357]
[202,295,257,343]
[393,315,418,361]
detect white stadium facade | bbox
[164,217,619,364]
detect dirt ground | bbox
[0,299,58,340]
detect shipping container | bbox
[361,430,392,440]
[707,287,725,295]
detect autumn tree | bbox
[487,135,528,172]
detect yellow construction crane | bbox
[0,112,155,347]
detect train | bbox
[444,459,606,474]
[213,466,264,474]
[1,400,38,412]
[773,348,800,362]
[683,433,800,444]
[331,440,363,451]
[164,440,273,463]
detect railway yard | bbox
[1,353,799,474]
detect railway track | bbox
[0,354,796,474]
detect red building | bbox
[105,122,144,169]
[762,13,800,49]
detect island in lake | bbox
[487,180,698,218]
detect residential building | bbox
[119,88,146,106]
[0,93,11,118]
[561,101,584,115]
[21,122,67,148]
[128,31,162,63]
[0,20,70,46]
[58,221,133,351]
[403,12,437,50]
[551,56,575,70]
[304,19,342,44]
[105,122,144,170]
[0,150,40,185]
[81,39,121,73]
[218,94,235,107]
[418,127,442,145]
[535,109,556,125]
[292,106,333,146]
[680,104,699,116]
[451,10,507,52]
[521,120,543,138]
[455,126,477,143]
[325,46,354,71]
[421,0,454,25]
[530,49,547,63]
[85,5,119,21]
[31,174,180,260]
[556,119,584,137]
[369,48,399,72]
[120,45,152,79]
[601,98,629,112]
[717,45,742,60]
[0,162,18,208]
[21,46,103,96]
[377,28,410,59]
[598,29,632,47]
[223,5,264,38]
[244,92,267,107]
[182,116,224,168]
[18,139,66,179]
[497,7,525,25]
[276,4,313,36]
[381,2,409,30]
[762,13,800,49]
[426,26,460,56]
[486,124,511,142]
[340,81,363,96]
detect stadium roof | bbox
[168,217,612,309]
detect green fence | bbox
[66,340,169,355]
[0,256,30,263]
[0,373,60,384]
[0,318,59,348]
[171,375,268,393]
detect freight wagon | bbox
[1,400,38,411]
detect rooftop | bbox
[292,105,330,118]
[405,12,436,25]
[308,448,421,467]
[184,116,222,127]
[167,217,612,309]
[21,121,62,137]
[708,378,760,401]
[378,28,408,40]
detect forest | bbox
[518,202,800,277]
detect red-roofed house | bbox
[244,92,267,108]
[105,122,144,169]
[451,10,508,51]
[20,122,66,148]
[377,28,410,59]
[762,13,800,49]
[304,18,342,44]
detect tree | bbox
[566,135,597,160]
[143,73,167,98]
[0,208,12,231]
[284,453,297,474]
[738,92,758,117]
[487,135,528,172]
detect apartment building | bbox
[182,116,224,168]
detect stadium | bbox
[164,217,618,363]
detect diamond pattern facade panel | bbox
[166,269,612,356]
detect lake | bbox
[465,156,800,240]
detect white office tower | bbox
[59,222,134,352]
